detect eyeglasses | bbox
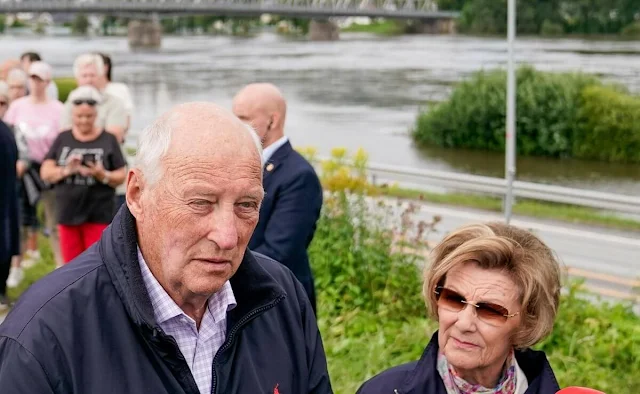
[434,286,519,325]
[72,99,98,106]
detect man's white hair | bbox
[136,113,263,186]
[73,53,105,79]
[7,68,27,86]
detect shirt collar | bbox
[137,247,237,326]
[262,135,289,165]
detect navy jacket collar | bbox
[399,331,560,394]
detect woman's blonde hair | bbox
[423,222,562,348]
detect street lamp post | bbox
[504,0,517,224]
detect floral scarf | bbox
[436,351,517,394]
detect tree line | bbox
[437,0,640,36]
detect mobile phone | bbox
[82,153,96,166]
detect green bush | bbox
[540,19,564,36]
[574,85,640,163]
[537,282,640,392]
[413,67,640,163]
[413,67,599,158]
[54,78,77,102]
[72,14,90,35]
[307,148,434,318]
[621,22,640,38]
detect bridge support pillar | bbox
[309,19,339,41]
[128,17,162,49]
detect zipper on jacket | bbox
[210,295,285,394]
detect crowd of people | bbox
[0,51,579,394]
[0,51,133,307]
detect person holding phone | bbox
[40,86,126,264]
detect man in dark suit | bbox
[233,83,323,313]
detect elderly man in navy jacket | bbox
[233,83,323,314]
[0,103,332,394]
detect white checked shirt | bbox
[138,249,237,394]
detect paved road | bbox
[395,200,640,308]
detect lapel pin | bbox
[266,163,274,172]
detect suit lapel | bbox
[263,141,293,183]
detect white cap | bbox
[28,61,52,81]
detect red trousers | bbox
[58,223,108,264]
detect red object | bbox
[556,387,606,394]
[273,384,280,394]
[58,223,108,263]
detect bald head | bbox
[232,83,287,149]
[136,102,262,186]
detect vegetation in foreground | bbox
[309,148,639,393]
[414,66,640,164]
[7,139,637,394]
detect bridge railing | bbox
[314,156,640,215]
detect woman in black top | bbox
[41,86,126,264]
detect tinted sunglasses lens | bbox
[436,287,466,312]
[476,302,509,323]
[73,99,97,106]
[436,287,509,324]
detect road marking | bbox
[567,267,640,288]
[416,203,640,248]
[584,286,640,302]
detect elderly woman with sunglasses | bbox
[357,222,562,394]
[40,86,126,264]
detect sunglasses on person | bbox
[72,99,98,106]
[434,286,519,325]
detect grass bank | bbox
[341,20,404,35]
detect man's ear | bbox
[126,169,145,222]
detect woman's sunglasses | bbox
[73,99,98,106]
[434,286,519,325]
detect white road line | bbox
[417,204,640,248]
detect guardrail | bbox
[314,156,640,215]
